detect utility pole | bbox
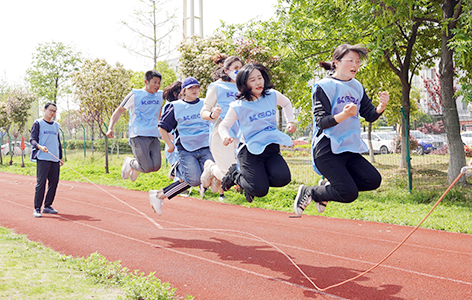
[183,0,203,40]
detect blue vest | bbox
[207,81,240,139]
[34,119,60,162]
[231,90,292,155]
[130,89,163,138]
[311,77,368,174]
[173,99,210,151]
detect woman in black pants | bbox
[294,44,390,215]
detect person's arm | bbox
[158,104,178,152]
[274,90,296,133]
[218,107,238,146]
[201,84,221,121]
[29,121,40,149]
[106,106,126,138]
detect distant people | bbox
[107,70,164,182]
[200,54,244,201]
[149,77,214,215]
[218,63,297,203]
[294,44,389,216]
[30,102,64,218]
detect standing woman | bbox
[149,77,214,215]
[200,54,244,201]
[294,44,389,216]
[30,103,64,217]
[218,63,297,203]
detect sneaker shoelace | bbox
[298,193,312,210]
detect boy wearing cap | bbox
[107,70,164,182]
[149,77,214,215]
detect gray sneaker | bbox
[316,179,330,213]
[42,206,58,214]
[294,185,312,216]
[33,209,42,218]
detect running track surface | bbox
[1,172,471,300]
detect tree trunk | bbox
[400,83,411,169]
[440,0,465,184]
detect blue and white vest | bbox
[311,77,368,174]
[231,90,292,155]
[207,81,240,138]
[173,99,210,151]
[33,119,60,162]
[130,89,163,138]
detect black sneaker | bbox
[244,190,254,203]
[294,185,312,216]
[221,164,238,191]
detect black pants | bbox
[34,160,61,210]
[311,150,381,203]
[236,143,291,197]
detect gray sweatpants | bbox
[129,136,162,173]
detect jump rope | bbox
[47,151,470,292]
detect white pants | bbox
[209,119,238,180]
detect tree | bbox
[72,59,133,173]
[0,101,8,165]
[4,90,37,165]
[58,109,82,140]
[178,34,234,95]
[121,0,178,69]
[155,61,177,89]
[26,41,81,105]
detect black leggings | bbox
[235,143,291,198]
[311,150,381,203]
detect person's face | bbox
[145,77,161,94]
[333,51,361,81]
[247,69,265,99]
[44,105,57,121]
[225,61,243,73]
[185,85,200,101]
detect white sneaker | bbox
[33,209,42,218]
[149,190,163,215]
[218,194,225,202]
[121,157,132,180]
[130,168,139,182]
[200,160,215,188]
[199,184,207,198]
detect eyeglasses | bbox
[339,58,362,66]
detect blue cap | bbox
[182,77,200,89]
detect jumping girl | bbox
[218,63,297,203]
[294,43,389,216]
[149,77,214,215]
[200,54,244,201]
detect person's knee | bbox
[247,185,269,198]
[337,187,358,203]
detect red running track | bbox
[1,172,471,299]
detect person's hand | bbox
[377,91,389,113]
[166,144,175,153]
[286,122,296,133]
[106,129,114,138]
[59,159,64,166]
[211,107,222,120]
[222,136,233,146]
[343,103,358,118]
[39,145,49,153]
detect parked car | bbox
[361,132,396,154]
[1,141,32,156]
[410,130,445,155]
[461,131,472,146]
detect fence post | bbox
[81,124,86,158]
[401,107,412,193]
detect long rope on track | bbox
[49,152,470,292]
